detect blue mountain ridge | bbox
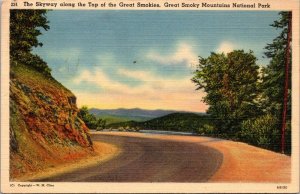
[89,108,205,119]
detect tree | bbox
[192,50,260,137]
[262,12,292,115]
[10,10,49,56]
[78,106,90,120]
[10,10,51,75]
[96,119,106,131]
[78,106,96,129]
[262,11,292,153]
[78,106,106,130]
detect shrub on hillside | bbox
[79,106,106,130]
[197,124,215,136]
[240,114,280,150]
[11,52,52,77]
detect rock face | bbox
[9,64,93,180]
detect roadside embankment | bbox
[15,142,120,181]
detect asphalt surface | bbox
[37,133,223,182]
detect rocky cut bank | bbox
[9,10,94,180]
[9,63,95,180]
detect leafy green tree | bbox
[78,106,90,120]
[241,114,280,149]
[192,50,260,137]
[78,106,106,130]
[96,119,106,130]
[10,10,51,75]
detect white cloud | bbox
[73,68,133,93]
[146,42,198,67]
[117,68,159,82]
[73,68,207,112]
[216,41,236,54]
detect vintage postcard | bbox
[1,0,299,193]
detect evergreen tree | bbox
[262,12,292,116]
[262,11,292,153]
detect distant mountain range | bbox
[89,108,205,123]
[107,112,211,133]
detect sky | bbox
[33,10,281,112]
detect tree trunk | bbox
[281,12,292,154]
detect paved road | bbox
[38,133,223,182]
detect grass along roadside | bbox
[14,142,121,182]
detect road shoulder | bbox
[15,142,121,181]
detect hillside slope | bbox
[108,113,210,132]
[9,64,93,180]
[90,108,181,120]
[91,108,206,125]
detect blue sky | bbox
[33,10,281,112]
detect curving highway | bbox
[38,133,223,182]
